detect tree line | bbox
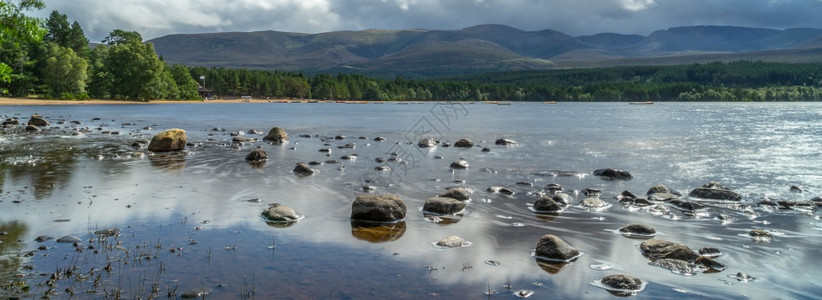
[1,1,199,100]
[3,1,822,102]
[195,61,822,102]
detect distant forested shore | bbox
[2,2,821,102]
[192,61,822,102]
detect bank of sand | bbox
[0,97,290,105]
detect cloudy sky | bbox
[32,0,822,42]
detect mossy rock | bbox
[148,129,187,152]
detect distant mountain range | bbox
[150,24,822,77]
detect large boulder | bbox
[263,127,288,143]
[688,181,742,201]
[639,239,699,261]
[534,234,581,261]
[27,114,49,126]
[422,197,467,215]
[593,168,632,180]
[453,138,474,148]
[351,194,407,223]
[438,187,471,201]
[261,203,303,223]
[148,129,187,152]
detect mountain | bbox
[150,25,822,76]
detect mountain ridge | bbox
[150,24,822,77]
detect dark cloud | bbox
[33,0,822,42]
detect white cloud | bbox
[33,0,822,41]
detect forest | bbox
[193,62,822,102]
[2,1,822,102]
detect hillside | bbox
[150,25,822,77]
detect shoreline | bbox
[0,97,290,105]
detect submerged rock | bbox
[593,168,632,180]
[618,224,656,237]
[25,124,40,131]
[292,163,315,176]
[263,127,289,143]
[534,234,581,261]
[639,239,699,261]
[261,203,303,223]
[495,138,517,145]
[649,258,699,275]
[434,235,471,248]
[438,187,471,201]
[749,229,773,240]
[688,181,742,201]
[245,148,268,162]
[695,256,727,271]
[487,186,515,196]
[580,197,609,209]
[180,288,210,298]
[422,197,467,215]
[94,228,121,236]
[351,194,407,223]
[453,138,474,148]
[56,236,82,243]
[148,129,187,152]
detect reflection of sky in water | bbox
[2,102,822,298]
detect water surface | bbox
[1,102,821,299]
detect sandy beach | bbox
[0,97,288,105]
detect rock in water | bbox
[263,127,289,143]
[495,138,517,145]
[599,274,644,295]
[593,168,632,180]
[450,159,469,169]
[434,235,471,248]
[533,195,564,213]
[688,181,742,201]
[422,197,467,215]
[618,224,656,237]
[453,138,474,148]
[261,203,303,223]
[27,114,50,126]
[418,137,436,147]
[534,234,581,261]
[649,258,698,275]
[148,129,187,152]
[292,163,315,176]
[439,187,471,201]
[646,184,672,195]
[639,239,699,261]
[351,194,407,223]
[245,148,268,161]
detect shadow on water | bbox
[0,221,29,297]
[350,221,407,243]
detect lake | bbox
[1,102,821,299]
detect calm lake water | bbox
[1,102,822,299]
